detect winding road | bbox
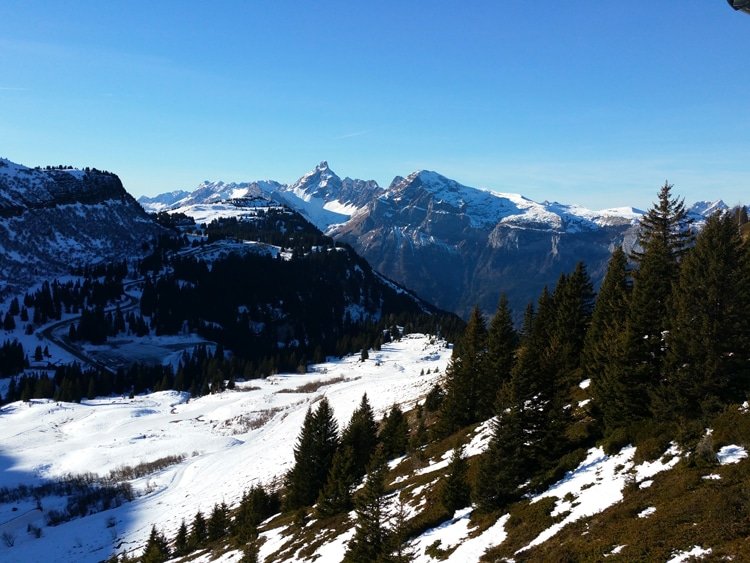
[39,279,144,375]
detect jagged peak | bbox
[689,199,727,217]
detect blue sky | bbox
[1,1,748,209]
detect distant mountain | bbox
[136,189,191,212]
[142,163,728,319]
[139,161,383,231]
[0,158,165,296]
[274,161,384,230]
[330,170,636,318]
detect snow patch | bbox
[716,444,747,465]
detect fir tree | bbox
[660,211,750,420]
[440,445,471,514]
[341,393,378,478]
[379,404,409,460]
[618,183,693,423]
[549,262,595,390]
[141,525,170,563]
[437,306,488,434]
[480,294,517,420]
[344,445,390,563]
[316,445,356,518]
[474,392,527,512]
[189,510,208,549]
[173,520,189,557]
[207,501,229,541]
[631,181,693,263]
[583,247,632,434]
[284,398,340,510]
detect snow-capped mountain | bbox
[331,170,640,318]
[136,189,191,212]
[274,161,384,230]
[139,162,383,232]
[0,158,165,296]
[141,163,729,319]
[171,179,284,209]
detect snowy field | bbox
[0,334,451,562]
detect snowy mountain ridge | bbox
[141,161,727,236]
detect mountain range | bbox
[140,161,726,318]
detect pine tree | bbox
[480,294,517,420]
[379,404,409,460]
[344,446,390,563]
[189,510,207,549]
[341,393,378,478]
[631,181,693,263]
[316,445,356,517]
[235,484,279,542]
[173,520,189,557]
[475,283,570,512]
[141,525,170,563]
[207,501,229,541]
[618,183,694,423]
[660,211,750,420]
[583,247,632,434]
[549,262,595,390]
[440,445,471,514]
[437,306,488,434]
[284,398,340,510]
[474,396,527,512]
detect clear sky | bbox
[1,1,748,210]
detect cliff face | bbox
[0,159,165,295]
[331,171,637,319]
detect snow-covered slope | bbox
[136,190,191,213]
[0,334,451,562]
[0,158,165,297]
[379,170,641,233]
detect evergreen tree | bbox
[618,183,694,423]
[235,484,279,542]
[480,294,517,420]
[474,391,527,512]
[344,446,390,563]
[549,262,595,391]
[189,510,208,549]
[379,404,409,460]
[341,393,378,478]
[437,306,488,434]
[141,525,170,563]
[660,212,750,420]
[3,312,15,331]
[440,445,471,514]
[173,520,189,557]
[631,181,693,263]
[316,445,356,517]
[583,247,632,434]
[284,398,340,510]
[207,501,229,541]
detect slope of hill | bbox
[0,158,165,297]
[0,334,452,562]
